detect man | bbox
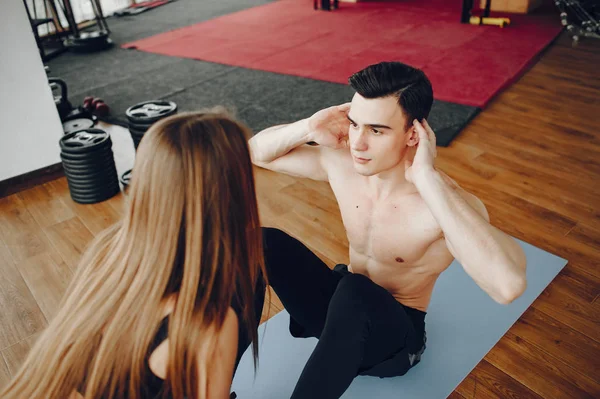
[249,61,527,399]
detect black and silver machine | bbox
[555,0,600,43]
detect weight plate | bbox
[61,160,115,175]
[65,36,112,53]
[120,169,132,187]
[59,129,111,154]
[63,161,117,178]
[128,120,153,132]
[63,164,118,181]
[60,145,113,161]
[67,180,120,196]
[75,30,109,43]
[65,178,118,193]
[129,129,146,140]
[125,101,177,124]
[60,150,114,166]
[69,186,120,204]
[71,182,119,197]
[61,160,115,176]
[63,118,95,135]
[63,108,97,123]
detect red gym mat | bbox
[122,0,562,108]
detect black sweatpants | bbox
[262,227,427,399]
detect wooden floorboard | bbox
[1,333,41,377]
[0,32,599,397]
[0,356,10,390]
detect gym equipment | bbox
[125,100,178,150]
[462,0,511,27]
[62,117,95,135]
[555,0,600,43]
[120,169,132,192]
[49,77,73,121]
[82,97,109,117]
[113,0,174,17]
[65,30,112,53]
[314,0,338,11]
[59,129,120,204]
[231,239,568,398]
[48,70,98,130]
[125,100,178,125]
[22,0,67,61]
[56,0,113,53]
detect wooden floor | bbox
[1,32,599,397]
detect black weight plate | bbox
[125,101,177,125]
[128,120,153,132]
[70,187,120,204]
[65,36,112,53]
[66,179,118,193]
[61,156,116,173]
[67,180,120,196]
[73,30,109,45]
[63,108,97,123]
[128,128,146,138]
[64,166,118,183]
[65,166,118,181]
[60,145,113,161]
[60,151,115,167]
[65,178,118,193]
[70,183,120,199]
[67,184,119,197]
[63,118,95,135]
[120,169,132,187]
[61,151,114,166]
[63,167,118,185]
[60,129,111,154]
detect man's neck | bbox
[366,152,418,201]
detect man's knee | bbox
[262,227,292,250]
[261,227,297,278]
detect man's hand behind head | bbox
[307,103,351,149]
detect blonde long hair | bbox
[0,110,267,398]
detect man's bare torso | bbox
[325,150,455,311]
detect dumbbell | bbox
[83,96,109,117]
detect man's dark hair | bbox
[349,62,433,129]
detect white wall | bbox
[0,0,64,181]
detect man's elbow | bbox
[249,146,268,168]
[496,268,527,305]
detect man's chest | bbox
[330,180,442,265]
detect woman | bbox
[0,109,268,399]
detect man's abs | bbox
[347,238,453,311]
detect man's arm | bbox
[409,120,527,305]
[249,119,329,181]
[248,103,351,182]
[420,172,527,304]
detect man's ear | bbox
[406,126,419,147]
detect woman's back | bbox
[0,109,268,399]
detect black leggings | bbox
[263,227,427,399]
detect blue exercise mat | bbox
[231,239,568,398]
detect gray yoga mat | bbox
[231,239,568,398]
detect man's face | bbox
[347,93,416,176]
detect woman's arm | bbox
[201,307,239,399]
